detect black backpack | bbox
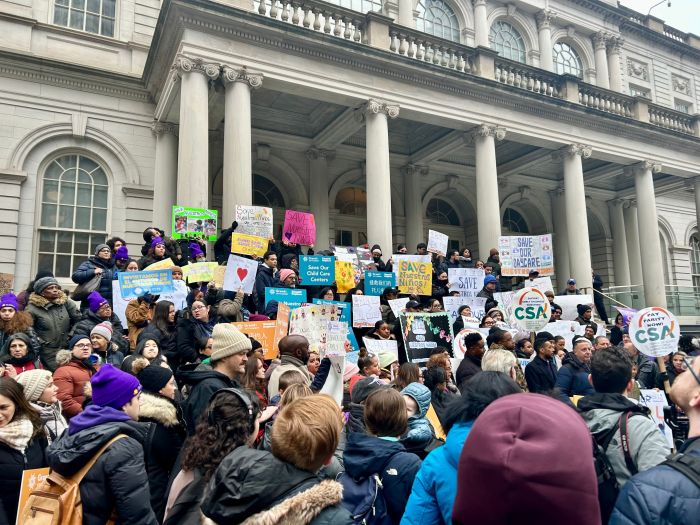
[660,450,700,490]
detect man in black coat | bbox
[214,220,238,265]
[456,333,485,392]
[254,251,278,313]
[525,337,558,393]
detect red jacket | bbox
[53,350,95,419]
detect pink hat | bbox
[343,362,360,383]
[279,269,296,283]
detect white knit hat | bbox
[17,369,53,403]
[90,321,113,342]
[210,324,252,361]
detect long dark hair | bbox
[394,362,420,390]
[242,355,265,398]
[0,377,43,439]
[152,300,174,334]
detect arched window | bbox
[502,208,528,233]
[690,235,700,289]
[416,0,460,42]
[489,20,526,63]
[253,174,286,208]
[426,198,460,226]
[553,41,583,78]
[37,154,109,278]
[335,187,367,216]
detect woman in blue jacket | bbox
[401,371,521,525]
[71,243,116,309]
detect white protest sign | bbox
[493,291,516,323]
[112,281,129,328]
[159,279,189,312]
[498,234,554,276]
[388,297,410,317]
[235,205,274,239]
[639,389,674,449]
[362,338,399,363]
[325,321,348,357]
[427,230,448,257]
[511,287,551,332]
[542,320,579,350]
[352,295,382,328]
[555,295,594,321]
[528,276,554,294]
[392,254,430,274]
[442,296,487,324]
[319,353,346,406]
[223,254,258,294]
[629,307,680,358]
[448,268,485,297]
[453,328,481,359]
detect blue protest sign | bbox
[312,299,359,352]
[364,271,396,296]
[300,255,335,286]
[265,288,307,309]
[118,270,174,299]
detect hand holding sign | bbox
[223,254,258,294]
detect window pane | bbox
[58,205,74,228]
[69,10,84,29]
[71,0,85,10]
[92,209,107,231]
[37,254,55,274]
[79,157,98,173]
[56,231,73,254]
[55,0,69,6]
[101,17,114,37]
[94,187,107,208]
[60,182,76,204]
[77,184,92,206]
[43,180,59,203]
[44,162,63,180]
[75,207,91,229]
[54,6,69,26]
[41,204,57,227]
[74,232,90,255]
[102,0,115,16]
[39,230,55,252]
[86,13,99,33]
[91,168,107,185]
[55,255,72,278]
[86,0,100,13]
[56,155,76,171]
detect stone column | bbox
[536,9,555,72]
[593,32,610,89]
[307,147,334,249]
[694,179,700,244]
[398,0,414,27]
[364,99,399,254]
[607,37,624,92]
[608,199,631,287]
[222,66,263,222]
[175,56,219,209]
[473,0,490,48]
[550,188,570,286]
[623,202,644,287]
[632,161,666,307]
[404,164,425,251]
[560,144,593,291]
[472,124,505,260]
[151,122,178,230]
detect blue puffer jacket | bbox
[609,437,700,525]
[71,256,116,308]
[401,422,472,525]
[554,352,595,404]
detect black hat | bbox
[351,376,386,404]
[137,364,173,393]
[577,304,592,316]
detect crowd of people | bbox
[0,224,697,525]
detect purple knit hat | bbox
[115,246,129,261]
[189,242,204,259]
[0,293,19,311]
[91,364,142,410]
[87,291,109,313]
[151,236,165,249]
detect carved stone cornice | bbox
[593,32,610,50]
[562,143,593,158]
[172,55,220,80]
[471,124,506,141]
[151,121,178,137]
[607,36,625,54]
[536,9,556,30]
[404,163,429,176]
[624,160,662,176]
[306,147,335,161]
[472,0,487,7]
[222,66,263,89]
[362,99,400,119]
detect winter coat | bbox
[401,422,472,525]
[267,355,312,399]
[26,291,81,371]
[343,432,422,524]
[125,299,152,352]
[578,393,671,487]
[345,402,366,434]
[71,310,128,354]
[71,255,116,307]
[254,264,276,312]
[138,392,187,522]
[635,353,660,389]
[91,344,124,368]
[0,333,42,375]
[610,325,624,346]
[178,368,239,434]
[476,287,497,312]
[53,350,96,419]
[216,293,245,322]
[0,311,42,357]
[554,352,595,403]
[47,419,158,525]
[524,355,558,393]
[455,355,481,391]
[138,322,177,364]
[214,223,237,265]
[201,446,352,525]
[400,383,435,458]
[175,315,216,371]
[609,436,700,525]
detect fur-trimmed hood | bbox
[55,349,74,367]
[28,291,68,308]
[139,391,179,428]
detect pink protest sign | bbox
[283,210,316,246]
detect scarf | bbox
[0,417,34,452]
[32,402,68,443]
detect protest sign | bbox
[212,266,227,288]
[442,296,487,323]
[112,278,188,326]
[498,234,554,276]
[265,288,307,309]
[145,258,176,271]
[364,271,396,296]
[639,389,674,449]
[232,320,278,360]
[352,295,382,328]
[362,338,399,363]
[334,247,362,284]
[118,270,174,299]
[326,321,348,356]
[274,303,290,351]
[518,358,532,370]
[356,247,373,275]
[17,467,50,525]
[223,254,258,294]
[388,297,410,317]
[543,320,578,350]
[427,230,448,257]
[493,291,516,322]
[283,210,316,246]
[0,273,14,296]
[312,299,359,352]
[397,259,432,295]
[399,312,454,363]
[172,205,218,241]
[528,276,554,293]
[320,353,346,406]
[235,205,274,239]
[335,260,355,293]
[453,328,481,359]
[448,268,484,297]
[614,306,638,326]
[182,262,217,283]
[392,254,430,274]
[629,307,680,358]
[555,295,594,321]
[299,255,335,286]
[511,287,551,332]
[289,304,343,354]
[231,233,268,258]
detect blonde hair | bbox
[280,383,313,407]
[481,348,517,375]
[271,394,342,472]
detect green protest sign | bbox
[172,206,218,241]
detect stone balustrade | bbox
[494,58,561,97]
[578,83,634,117]
[388,25,475,74]
[648,103,696,135]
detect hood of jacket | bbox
[577,392,650,434]
[444,421,473,468]
[343,432,407,479]
[29,291,68,309]
[346,402,366,434]
[401,382,431,419]
[139,392,180,428]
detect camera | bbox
[664,404,689,450]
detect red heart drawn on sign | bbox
[237,268,248,281]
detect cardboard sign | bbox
[144,258,176,271]
[118,270,174,299]
[629,307,680,357]
[212,266,227,288]
[223,254,258,294]
[364,271,396,296]
[448,268,485,297]
[397,259,432,295]
[362,338,399,363]
[335,260,355,293]
[299,255,335,286]
[231,320,278,360]
[231,233,268,258]
[352,295,382,328]
[17,467,50,524]
[498,235,554,276]
[555,295,594,321]
[0,273,14,296]
[172,205,218,240]
[399,312,454,363]
[427,229,448,257]
[511,287,551,332]
[235,205,274,239]
[283,210,316,246]
[320,353,346,406]
[388,297,410,317]
[442,296,487,324]
[182,262,218,283]
[265,288,307,309]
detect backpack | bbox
[20,434,126,525]
[660,451,700,490]
[337,472,392,525]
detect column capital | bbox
[549,186,566,198]
[557,143,592,159]
[622,199,637,209]
[607,198,626,208]
[472,0,487,7]
[172,55,220,80]
[403,163,429,175]
[306,147,336,161]
[536,9,556,30]
[222,66,263,89]
[592,31,610,50]
[624,161,662,176]
[607,36,625,54]
[471,124,506,141]
[151,121,178,137]
[362,98,400,119]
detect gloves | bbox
[139,292,159,304]
[231,220,238,231]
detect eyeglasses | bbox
[73,343,91,349]
[192,305,206,311]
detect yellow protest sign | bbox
[212,265,227,288]
[397,259,432,295]
[335,260,355,293]
[231,233,268,258]
[182,262,217,283]
[144,258,175,271]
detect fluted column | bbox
[695,179,700,248]
[473,0,489,48]
[472,124,505,260]
[174,56,219,208]
[404,164,425,251]
[152,122,179,230]
[559,144,593,291]
[222,66,263,221]
[607,37,624,92]
[631,161,666,307]
[550,188,570,286]
[307,147,334,249]
[536,10,555,72]
[593,32,610,89]
[623,202,643,287]
[364,99,399,253]
[608,199,631,287]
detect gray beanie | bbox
[94,243,110,256]
[34,276,60,295]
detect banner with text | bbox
[265,288,307,309]
[232,320,278,360]
[399,312,454,363]
[397,259,432,296]
[448,268,485,297]
[498,234,554,276]
[182,262,218,283]
[289,304,344,355]
[235,205,274,239]
[172,206,218,241]
[352,295,382,328]
[118,270,174,299]
[299,255,335,286]
[231,233,269,258]
[443,296,487,323]
[364,271,396,296]
[283,210,316,246]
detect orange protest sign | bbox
[274,303,290,352]
[17,467,49,524]
[232,321,278,360]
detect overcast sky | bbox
[619,0,700,35]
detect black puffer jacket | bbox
[138,322,177,364]
[46,420,158,525]
[71,310,129,354]
[0,429,47,525]
[71,256,116,307]
[177,368,238,434]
